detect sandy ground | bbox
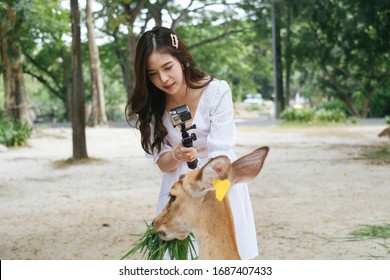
[0,120,389,260]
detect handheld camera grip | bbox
[182,133,198,169]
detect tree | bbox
[22,0,72,120]
[0,0,33,126]
[70,0,88,159]
[86,0,108,126]
[292,0,390,117]
[98,0,261,101]
[96,0,147,100]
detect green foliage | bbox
[385,116,390,125]
[281,107,347,123]
[2,0,389,123]
[316,99,347,113]
[0,118,33,147]
[26,76,67,122]
[368,90,390,118]
[121,222,197,260]
[349,116,359,124]
[291,0,390,117]
[315,108,346,123]
[178,18,272,102]
[280,107,315,122]
[349,224,390,240]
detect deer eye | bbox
[169,195,176,204]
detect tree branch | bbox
[122,0,148,26]
[330,63,364,90]
[188,28,254,50]
[369,71,390,96]
[23,69,64,101]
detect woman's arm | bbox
[157,145,197,172]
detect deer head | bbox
[152,147,269,253]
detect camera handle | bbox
[179,123,198,169]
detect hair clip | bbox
[170,34,179,49]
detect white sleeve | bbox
[207,80,237,160]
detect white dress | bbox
[147,79,258,259]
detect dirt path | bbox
[0,123,389,260]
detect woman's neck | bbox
[166,89,187,109]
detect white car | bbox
[244,93,263,105]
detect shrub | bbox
[280,107,315,122]
[281,107,347,124]
[0,118,33,147]
[349,116,359,124]
[316,108,346,123]
[317,99,347,113]
[385,115,390,125]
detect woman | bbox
[126,26,258,259]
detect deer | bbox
[378,127,390,140]
[152,146,269,260]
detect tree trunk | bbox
[120,0,148,99]
[341,95,360,117]
[61,46,72,121]
[1,28,14,119]
[12,58,32,125]
[86,0,108,126]
[284,3,292,105]
[271,0,285,118]
[361,98,370,118]
[126,32,137,99]
[0,11,32,126]
[70,0,88,159]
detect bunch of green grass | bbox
[121,221,197,260]
[0,118,33,147]
[348,224,390,241]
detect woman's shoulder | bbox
[207,78,230,89]
[201,78,232,109]
[203,78,231,97]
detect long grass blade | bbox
[121,222,198,260]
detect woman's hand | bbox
[173,145,197,163]
[157,145,197,172]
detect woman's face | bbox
[146,51,185,96]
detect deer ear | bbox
[196,156,232,192]
[231,147,269,184]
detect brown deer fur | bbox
[153,147,269,260]
[378,127,390,139]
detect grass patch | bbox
[360,146,390,165]
[348,224,390,241]
[121,222,197,260]
[0,118,33,147]
[52,157,107,169]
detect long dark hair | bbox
[126,26,213,154]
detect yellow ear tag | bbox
[212,179,231,201]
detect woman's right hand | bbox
[173,145,197,163]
